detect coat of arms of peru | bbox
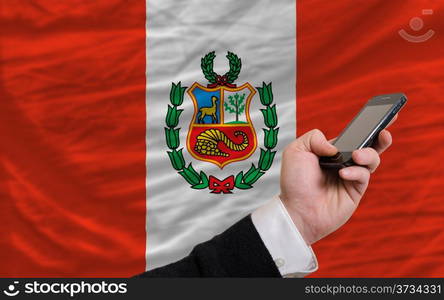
[165,51,279,194]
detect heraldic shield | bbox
[166,51,278,193]
[186,82,257,168]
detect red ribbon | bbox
[208,175,235,194]
[207,75,237,88]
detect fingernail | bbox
[341,169,350,176]
[326,141,337,151]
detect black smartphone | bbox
[319,93,407,168]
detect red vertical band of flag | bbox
[298,0,444,277]
[0,1,147,277]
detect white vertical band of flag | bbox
[146,0,296,270]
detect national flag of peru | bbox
[1,0,443,277]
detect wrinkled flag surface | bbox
[1,0,443,277]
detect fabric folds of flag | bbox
[1,0,444,277]
[298,0,444,277]
[0,1,147,277]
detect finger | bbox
[339,166,371,197]
[297,129,338,156]
[352,147,380,173]
[339,166,370,185]
[373,129,392,154]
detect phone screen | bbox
[334,104,393,152]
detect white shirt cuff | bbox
[251,196,318,277]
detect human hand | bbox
[279,121,395,245]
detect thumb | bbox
[298,129,338,157]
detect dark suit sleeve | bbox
[134,215,281,277]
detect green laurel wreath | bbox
[165,81,278,192]
[201,51,242,84]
